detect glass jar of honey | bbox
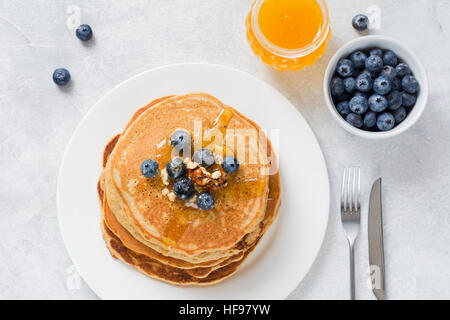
[246,0,331,71]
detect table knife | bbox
[368,178,386,300]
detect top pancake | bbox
[102,93,271,260]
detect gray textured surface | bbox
[1,0,449,300]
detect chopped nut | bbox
[211,171,221,179]
[200,166,211,176]
[162,188,169,196]
[187,161,198,170]
[214,153,223,163]
[161,168,169,186]
[168,192,176,202]
[187,167,228,192]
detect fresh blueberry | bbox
[377,112,396,131]
[401,92,417,107]
[141,159,159,178]
[354,91,369,99]
[197,192,215,210]
[387,91,403,111]
[363,111,377,128]
[173,177,195,200]
[352,14,369,31]
[373,76,392,95]
[355,73,373,93]
[166,157,186,180]
[336,101,351,118]
[368,94,388,112]
[346,113,363,128]
[349,95,368,115]
[75,24,93,41]
[380,66,397,80]
[365,55,384,73]
[193,149,215,168]
[336,59,354,77]
[360,69,377,79]
[349,51,367,69]
[222,156,239,174]
[391,77,402,91]
[170,130,191,151]
[333,92,352,104]
[330,77,345,96]
[401,75,420,94]
[370,48,383,58]
[383,50,398,67]
[393,107,407,123]
[344,77,356,94]
[395,63,412,78]
[52,68,71,86]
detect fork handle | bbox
[348,242,355,300]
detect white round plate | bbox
[57,63,329,300]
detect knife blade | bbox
[368,178,386,300]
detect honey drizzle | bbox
[201,108,234,158]
[162,108,234,245]
[151,108,268,247]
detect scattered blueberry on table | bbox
[52,68,71,86]
[352,14,369,31]
[76,24,93,41]
[330,47,420,132]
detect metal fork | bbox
[340,167,361,300]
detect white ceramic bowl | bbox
[323,35,428,139]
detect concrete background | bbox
[0,0,449,299]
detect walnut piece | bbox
[187,167,227,192]
[168,192,176,202]
[161,168,169,186]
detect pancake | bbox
[101,93,272,263]
[98,130,280,281]
[98,134,280,285]
[98,93,281,285]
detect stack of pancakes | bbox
[98,93,281,285]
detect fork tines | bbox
[341,167,361,215]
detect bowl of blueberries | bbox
[324,35,428,138]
